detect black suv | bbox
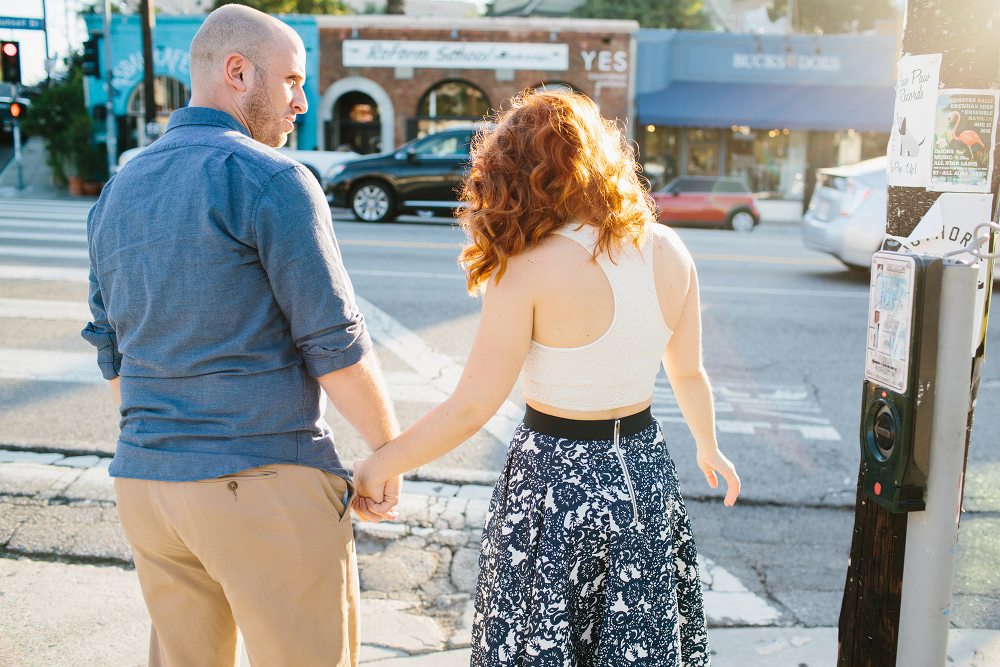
[326,128,475,222]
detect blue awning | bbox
[637,82,895,133]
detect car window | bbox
[678,179,715,193]
[714,179,750,193]
[413,133,470,157]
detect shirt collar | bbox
[165,106,253,139]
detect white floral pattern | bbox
[471,422,710,666]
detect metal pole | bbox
[41,0,49,59]
[140,0,156,146]
[894,261,978,666]
[102,0,116,177]
[12,117,23,190]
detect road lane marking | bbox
[339,239,461,249]
[701,285,868,299]
[0,349,104,384]
[0,247,89,259]
[355,294,521,445]
[0,266,89,281]
[693,253,841,266]
[0,220,88,230]
[0,298,91,321]
[653,380,842,441]
[349,268,464,281]
[0,231,88,243]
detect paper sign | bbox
[929,89,999,192]
[886,192,995,354]
[888,54,942,187]
[866,254,917,393]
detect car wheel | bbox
[351,181,395,223]
[727,209,757,233]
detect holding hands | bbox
[351,458,400,523]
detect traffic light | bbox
[9,102,23,119]
[82,38,101,77]
[1,42,20,85]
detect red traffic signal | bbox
[0,41,20,84]
[10,102,22,118]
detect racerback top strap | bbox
[520,224,673,412]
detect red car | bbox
[651,176,760,233]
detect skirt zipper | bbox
[612,419,639,526]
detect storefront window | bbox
[640,126,680,191]
[726,128,789,195]
[125,76,190,149]
[328,91,382,154]
[415,80,491,137]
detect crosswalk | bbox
[0,199,93,273]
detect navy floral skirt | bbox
[471,418,710,666]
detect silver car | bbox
[802,157,887,269]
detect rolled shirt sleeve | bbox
[81,208,122,380]
[252,165,371,377]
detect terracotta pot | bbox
[82,182,102,196]
[67,177,85,196]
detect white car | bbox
[116,145,359,188]
[801,157,887,269]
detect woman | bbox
[353,90,740,666]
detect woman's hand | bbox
[697,448,741,507]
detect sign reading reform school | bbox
[342,40,569,71]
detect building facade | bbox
[314,16,637,155]
[634,30,897,202]
[83,14,322,152]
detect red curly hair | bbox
[458,89,656,294]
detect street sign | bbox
[0,17,44,30]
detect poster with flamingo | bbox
[929,89,999,193]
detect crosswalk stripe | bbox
[0,349,103,384]
[0,231,88,243]
[0,247,89,259]
[0,298,91,321]
[0,220,88,230]
[0,266,89,281]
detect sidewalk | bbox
[1,449,998,666]
[0,138,95,202]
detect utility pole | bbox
[837,0,999,665]
[102,0,116,177]
[140,0,156,146]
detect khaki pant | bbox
[115,464,359,667]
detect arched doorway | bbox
[319,78,395,153]
[125,76,190,150]
[412,80,491,140]
[328,91,382,154]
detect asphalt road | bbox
[0,200,997,629]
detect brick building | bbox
[314,16,638,154]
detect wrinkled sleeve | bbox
[80,206,122,380]
[252,165,372,377]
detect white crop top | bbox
[521,223,672,412]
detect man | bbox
[82,6,400,665]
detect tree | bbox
[768,0,898,34]
[570,0,710,30]
[212,0,353,14]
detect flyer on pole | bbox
[929,89,999,193]
[887,54,941,188]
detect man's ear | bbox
[222,52,250,94]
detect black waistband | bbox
[522,404,654,441]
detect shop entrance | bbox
[409,80,491,140]
[124,76,190,150]
[327,91,382,154]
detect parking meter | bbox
[860,251,943,513]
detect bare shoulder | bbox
[647,223,693,270]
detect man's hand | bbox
[351,459,401,523]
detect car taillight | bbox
[839,179,872,217]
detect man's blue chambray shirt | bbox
[82,107,371,482]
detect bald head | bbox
[189,4,301,92]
